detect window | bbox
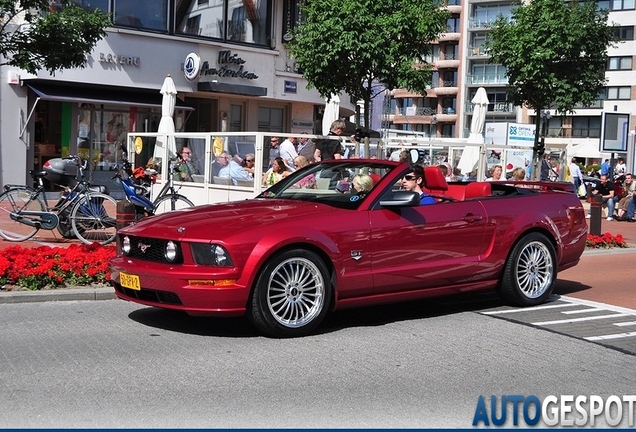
[572,117,602,138]
[612,26,634,41]
[608,56,632,70]
[258,107,284,132]
[611,0,635,10]
[447,16,460,33]
[606,86,631,100]
[114,0,168,31]
[176,0,273,47]
[70,0,109,12]
[230,105,243,132]
[473,4,514,27]
[443,44,458,60]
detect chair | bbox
[213,176,232,186]
[236,178,254,187]
[369,173,381,185]
[192,174,204,183]
[422,166,451,201]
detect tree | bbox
[287,0,449,150]
[485,0,618,179]
[0,0,111,75]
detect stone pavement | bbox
[0,199,635,307]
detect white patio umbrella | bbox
[153,74,178,160]
[458,87,489,175]
[322,94,340,135]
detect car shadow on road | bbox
[127,308,261,338]
[553,279,593,296]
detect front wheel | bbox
[69,192,117,245]
[153,194,194,215]
[499,232,557,306]
[0,188,45,242]
[248,249,332,337]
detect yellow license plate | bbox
[120,272,141,290]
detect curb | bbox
[0,286,115,304]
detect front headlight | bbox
[122,236,131,255]
[165,241,179,262]
[191,243,234,266]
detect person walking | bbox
[569,158,584,196]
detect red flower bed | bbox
[586,232,628,249]
[0,243,116,291]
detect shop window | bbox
[114,0,168,32]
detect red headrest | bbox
[423,166,448,191]
[369,173,381,185]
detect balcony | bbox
[438,32,461,42]
[433,81,459,95]
[468,74,508,85]
[435,59,461,69]
[468,46,489,57]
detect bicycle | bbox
[0,155,118,245]
[112,156,194,220]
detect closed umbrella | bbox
[458,87,489,175]
[153,74,178,161]
[322,94,340,135]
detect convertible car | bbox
[109,160,588,337]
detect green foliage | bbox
[485,0,618,114]
[287,0,449,128]
[0,0,111,74]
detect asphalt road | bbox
[1,296,635,428]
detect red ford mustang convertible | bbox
[110,160,587,337]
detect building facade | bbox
[384,0,636,170]
[0,0,354,188]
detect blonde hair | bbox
[293,155,309,168]
[353,174,373,192]
[511,167,525,181]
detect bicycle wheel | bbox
[153,194,194,215]
[0,188,45,242]
[69,192,117,245]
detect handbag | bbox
[578,183,587,197]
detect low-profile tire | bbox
[248,249,332,338]
[499,232,557,306]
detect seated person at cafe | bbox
[401,164,435,205]
[218,154,253,185]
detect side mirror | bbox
[379,191,421,207]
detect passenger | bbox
[242,153,256,177]
[401,165,435,205]
[352,174,373,196]
[211,152,229,178]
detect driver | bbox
[401,165,435,205]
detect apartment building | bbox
[384,0,636,169]
[0,0,355,188]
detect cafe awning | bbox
[25,81,193,110]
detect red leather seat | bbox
[369,173,381,185]
[423,166,448,193]
[464,182,492,199]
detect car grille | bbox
[114,284,182,305]
[122,236,183,264]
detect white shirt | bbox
[279,139,298,167]
[615,162,626,175]
[218,160,252,185]
[569,162,584,182]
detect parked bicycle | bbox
[112,156,194,220]
[0,155,117,245]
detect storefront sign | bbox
[184,50,259,82]
[98,53,140,66]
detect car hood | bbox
[120,199,327,240]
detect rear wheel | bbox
[249,249,331,337]
[69,192,117,245]
[499,232,557,306]
[153,194,194,215]
[0,189,45,242]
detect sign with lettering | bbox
[98,53,140,66]
[183,50,259,82]
[284,81,297,93]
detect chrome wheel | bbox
[249,249,332,337]
[267,257,325,328]
[516,240,554,299]
[500,232,557,306]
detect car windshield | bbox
[257,161,396,209]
